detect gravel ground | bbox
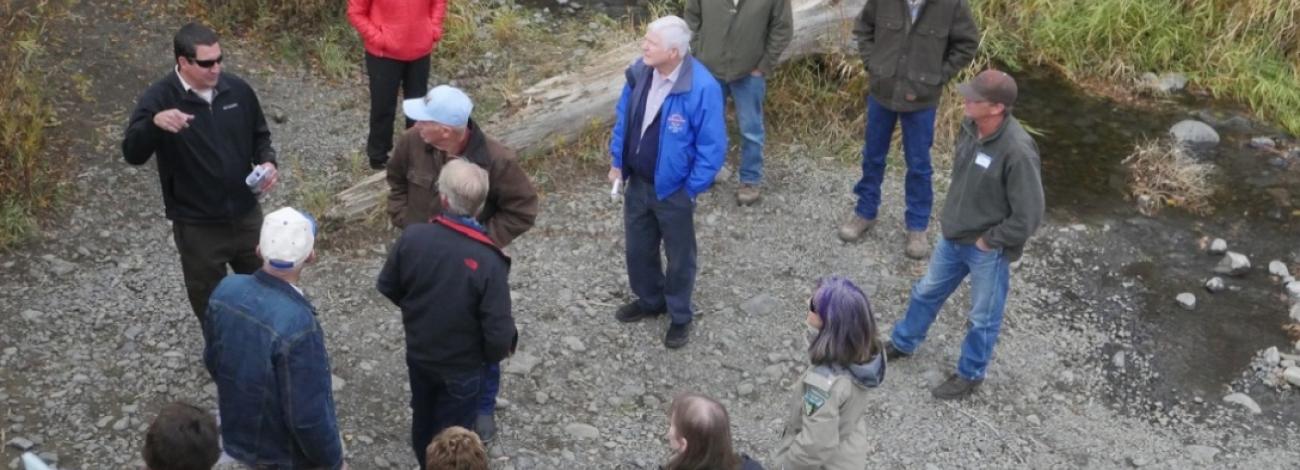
[3,0,1299,469]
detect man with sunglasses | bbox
[123,22,279,323]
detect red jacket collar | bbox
[433,216,508,259]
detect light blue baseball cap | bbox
[403,85,473,126]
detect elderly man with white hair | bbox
[378,159,518,469]
[608,15,726,349]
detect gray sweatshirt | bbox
[940,116,1044,262]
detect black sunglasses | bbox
[189,55,223,68]
[809,298,817,314]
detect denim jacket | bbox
[204,270,343,469]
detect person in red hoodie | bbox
[348,0,449,170]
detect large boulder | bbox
[1170,120,1221,149]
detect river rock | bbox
[1249,136,1276,150]
[505,352,541,376]
[1213,252,1251,276]
[6,437,34,451]
[740,293,776,317]
[561,336,586,352]
[1222,393,1262,414]
[19,309,42,322]
[564,423,600,440]
[1175,293,1196,310]
[1207,238,1227,255]
[1285,281,1300,299]
[1284,367,1300,387]
[1204,277,1225,293]
[1170,120,1220,148]
[1185,445,1220,463]
[1263,346,1281,366]
[1290,303,1300,322]
[1139,72,1188,93]
[1269,260,1291,279]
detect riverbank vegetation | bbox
[0,0,69,250]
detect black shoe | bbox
[664,322,691,349]
[615,301,663,323]
[883,340,911,361]
[474,413,497,445]
[369,157,388,170]
[931,374,983,400]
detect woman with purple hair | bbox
[773,276,886,469]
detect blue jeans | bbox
[852,95,937,231]
[719,74,766,185]
[408,360,481,470]
[624,177,697,325]
[890,238,1011,381]
[478,362,500,415]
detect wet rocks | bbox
[6,437,35,451]
[1290,303,1300,322]
[1203,277,1225,293]
[1285,281,1300,299]
[1169,120,1220,148]
[1268,260,1291,279]
[1212,252,1251,276]
[1284,367,1300,387]
[1221,393,1261,414]
[1175,293,1196,311]
[1208,238,1227,256]
[1249,136,1276,150]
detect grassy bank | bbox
[0,0,67,250]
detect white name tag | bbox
[975,152,992,169]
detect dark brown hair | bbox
[426,426,488,470]
[664,394,742,470]
[142,402,220,470]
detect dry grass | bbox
[0,0,69,250]
[1121,139,1217,216]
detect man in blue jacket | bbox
[204,207,344,469]
[607,15,727,349]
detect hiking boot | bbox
[736,184,762,206]
[931,374,983,400]
[883,340,911,361]
[838,212,876,242]
[474,413,497,445]
[615,301,663,323]
[368,155,388,170]
[905,230,931,259]
[664,322,692,349]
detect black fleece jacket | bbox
[122,71,276,224]
[377,217,517,373]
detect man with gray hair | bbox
[608,15,726,349]
[377,159,518,468]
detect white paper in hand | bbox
[610,179,622,201]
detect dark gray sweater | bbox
[940,116,1044,261]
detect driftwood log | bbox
[327,0,867,222]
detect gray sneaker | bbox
[932,374,983,400]
[838,212,876,242]
[474,413,497,444]
[905,230,930,259]
[736,184,761,206]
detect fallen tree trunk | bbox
[328,0,866,223]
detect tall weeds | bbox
[0,0,66,250]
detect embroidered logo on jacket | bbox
[464,258,479,271]
[222,103,239,111]
[667,113,687,134]
[803,386,828,416]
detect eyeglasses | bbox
[189,55,223,68]
[808,298,817,314]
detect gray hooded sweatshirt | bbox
[773,351,886,469]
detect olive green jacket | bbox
[854,0,980,112]
[686,0,794,83]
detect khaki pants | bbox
[171,206,263,321]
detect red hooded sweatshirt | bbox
[347,0,449,62]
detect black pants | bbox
[408,359,481,470]
[365,52,431,164]
[171,206,263,321]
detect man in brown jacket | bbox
[386,85,538,444]
[386,85,539,248]
[840,0,979,260]
[686,0,792,206]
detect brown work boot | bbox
[838,211,875,242]
[905,230,931,259]
[736,184,761,206]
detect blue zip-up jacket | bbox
[610,55,727,200]
[203,270,343,470]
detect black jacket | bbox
[377,216,517,373]
[122,71,276,223]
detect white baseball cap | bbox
[403,85,473,126]
[260,207,317,269]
